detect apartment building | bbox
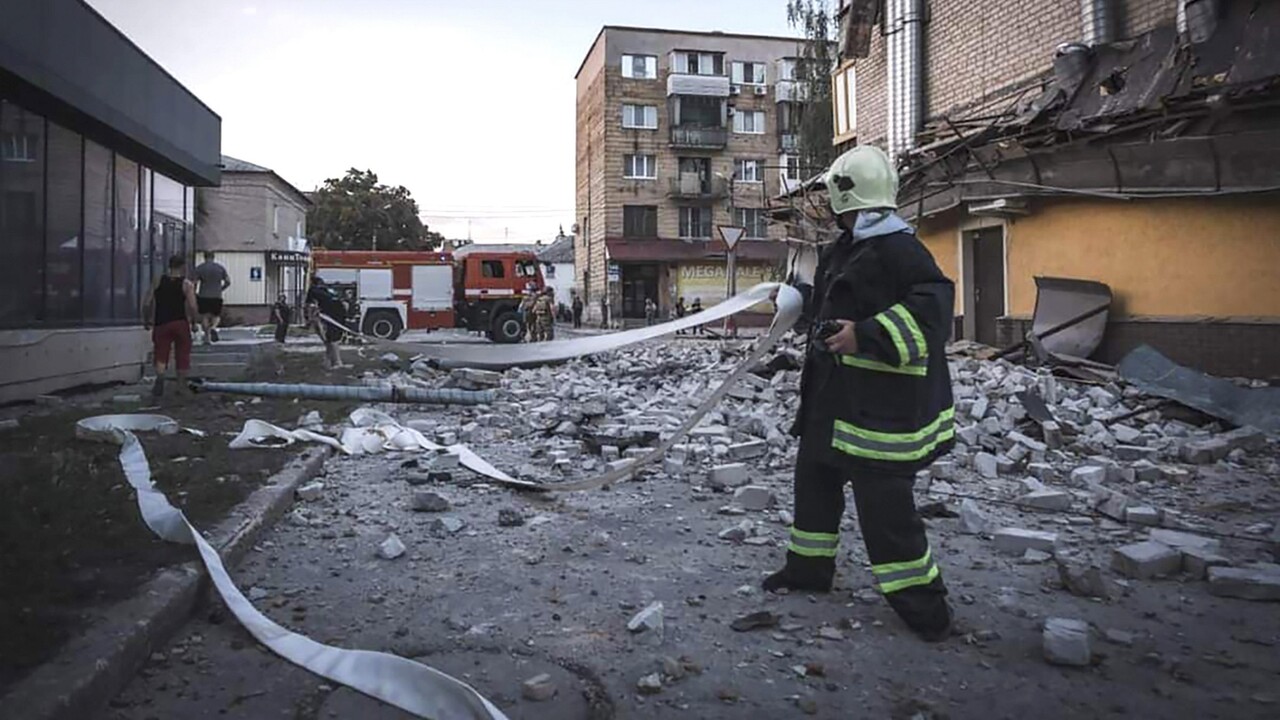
[575,26,807,324]
[828,0,1280,377]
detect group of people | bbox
[519,285,557,342]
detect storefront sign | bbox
[607,262,620,282]
[267,250,309,265]
[676,263,776,309]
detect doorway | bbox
[964,226,1006,346]
[620,264,658,319]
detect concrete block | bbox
[456,368,502,387]
[1041,421,1064,449]
[959,499,990,534]
[662,457,685,477]
[1132,460,1162,482]
[1124,506,1161,526]
[733,485,775,511]
[727,440,768,461]
[1043,618,1092,667]
[1009,431,1047,453]
[522,673,556,701]
[993,528,1058,555]
[1182,546,1231,580]
[1207,564,1280,601]
[1112,424,1142,444]
[974,452,999,479]
[1181,438,1230,464]
[1112,541,1182,579]
[1114,445,1157,462]
[708,463,749,489]
[1070,466,1106,487]
[295,482,325,502]
[1027,463,1057,482]
[970,396,989,420]
[1092,489,1130,521]
[1018,489,1073,512]
[411,490,451,513]
[1150,528,1221,554]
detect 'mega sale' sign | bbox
[675,263,775,309]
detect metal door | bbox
[971,227,1005,346]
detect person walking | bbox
[271,293,291,343]
[599,296,609,330]
[519,286,536,342]
[644,297,657,326]
[142,254,198,398]
[306,276,347,369]
[531,288,554,341]
[674,296,687,335]
[571,293,584,329]
[763,145,956,643]
[193,251,230,344]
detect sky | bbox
[87,0,799,244]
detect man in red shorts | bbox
[143,255,199,397]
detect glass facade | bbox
[0,96,196,328]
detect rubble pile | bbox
[937,355,1280,601]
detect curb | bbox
[0,446,331,720]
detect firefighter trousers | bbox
[789,439,951,634]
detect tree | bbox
[307,169,444,251]
[786,0,838,177]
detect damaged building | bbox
[827,0,1280,378]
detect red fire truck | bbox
[311,249,545,343]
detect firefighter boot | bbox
[762,551,835,593]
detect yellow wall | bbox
[1006,196,1280,318]
[918,216,962,314]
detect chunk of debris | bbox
[708,463,749,489]
[426,516,466,536]
[0,418,19,433]
[1182,546,1231,580]
[727,440,767,461]
[377,534,406,560]
[521,673,556,701]
[1181,438,1231,465]
[730,610,780,632]
[959,499,990,535]
[1043,618,1091,667]
[627,601,665,635]
[1103,629,1135,647]
[1018,489,1072,512]
[411,491,451,513]
[974,452,999,479]
[1124,506,1161,526]
[1070,466,1106,486]
[636,672,663,695]
[1207,564,1280,601]
[718,519,756,543]
[498,508,525,527]
[1057,558,1112,599]
[453,367,502,388]
[1112,541,1181,579]
[1149,529,1221,555]
[733,485,775,511]
[295,482,325,502]
[111,394,142,406]
[993,528,1058,555]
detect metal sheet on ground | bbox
[1030,277,1112,359]
[1117,344,1280,434]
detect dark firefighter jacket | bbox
[791,227,956,475]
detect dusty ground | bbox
[91,336,1280,720]
[0,345,378,691]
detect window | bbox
[114,155,140,320]
[543,263,556,279]
[84,139,113,321]
[734,159,762,183]
[623,154,656,179]
[622,104,658,129]
[672,95,722,127]
[45,121,82,322]
[733,110,765,134]
[621,54,657,79]
[833,65,857,137]
[736,208,767,238]
[671,51,723,76]
[272,205,280,236]
[481,259,505,278]
[782,154,802,181]
[0,100,45,326]
[731,61,766,85]
[623,205,657,238]
[778,58,798,81]
[516,260,539,277]
[678,206,711,239]
[1,132,38,162]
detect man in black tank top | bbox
[143,255,199,397]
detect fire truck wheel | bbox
[362,310,403,340]
[491,311,524,344]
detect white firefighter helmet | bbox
[825,145,899,215]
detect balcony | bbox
[669,125,728,149]
[775,79,810,103]
[667,174,728,201]
[778,133,799,153]
[666,73,731,97]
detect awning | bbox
[605,238,786,263]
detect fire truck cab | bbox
[310,249,543,343]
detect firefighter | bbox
[529,288,553,342]
[519,285,536,342]
[763,145,956,642]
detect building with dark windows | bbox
[0,0,220,402]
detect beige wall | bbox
[197,173,308,254]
